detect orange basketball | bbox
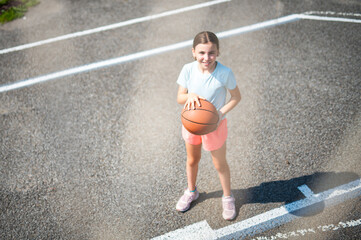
[181,99,219,135]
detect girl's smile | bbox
[192,42,219,74]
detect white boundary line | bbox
[298,14,361,23]
[304,11,361,17]
[0,0,231,55]
[1,13,360,93]
[0,39,190,93]
[0,14,300,93]
[297,184,315,198]
[252,218,361,239]
[152,179,361,240]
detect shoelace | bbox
[183,193,195,203]
[223,200,235,210]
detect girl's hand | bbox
[184,93,205,110]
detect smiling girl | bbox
[176,31,241,220]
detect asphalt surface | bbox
[0,0,360,239]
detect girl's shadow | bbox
[196,171,359,218]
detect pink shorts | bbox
[182,118,228,151]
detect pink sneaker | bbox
[222,195,236,220]
[176,188,199,212]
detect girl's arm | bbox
[177,86,204,110]
[177,86,189,105]
[219,86,241,118]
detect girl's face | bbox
[192,42,219,73]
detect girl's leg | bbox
[210,142,231,197]
[176,142,202,212]
[211,142,236,220]
[185,142,202,191]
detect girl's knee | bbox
[187,156,201,167]
[185,143,202,167]
[213,159,229,173]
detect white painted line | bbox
[152,221,216,240]
[297,184,315,198]
[299,14,361,24]
[215,179,361,239]
[152,179,361,239]
[0,0,231,55]
[0,39,192,93]
[0,14,300,93]
[217,14,301,39]
[252,218,361,239]
[1,13,359,93]
[304,11,361,17]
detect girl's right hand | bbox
[184,93,205,110]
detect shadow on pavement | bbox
[197,171,359,218]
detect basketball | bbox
[181,99,219,135]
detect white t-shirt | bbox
[177,61,237,111]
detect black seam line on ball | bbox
[182,109,219,125]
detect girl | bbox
[176,31,241,220]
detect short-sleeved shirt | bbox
[177,61,237,112]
